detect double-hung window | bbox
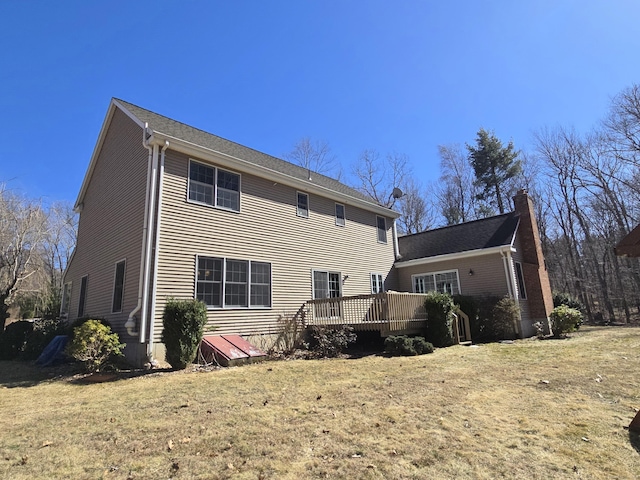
[335,203,345,226]
[376,216,387,243]
[297,192,309,218]
[188,160,240,211]
[196,256,271,308]
[413,270,460,295]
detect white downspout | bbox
[139,142,160,343]
[501,249,514,299]
[505,249,522,337]
[125,124,154,336]
[392,219,401,260]
[146,140,169,359]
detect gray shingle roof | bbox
[397,213,520,261]
[114,98,380,206]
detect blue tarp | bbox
[36,335,70,366]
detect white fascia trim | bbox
[510,218,521,248]
[74,100,146,211]
[395,245,516,269]
[148,132,400,219]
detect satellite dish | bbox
[391,187,404,199]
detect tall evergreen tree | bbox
[467,128,521,214]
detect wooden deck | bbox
[304,292,471,341]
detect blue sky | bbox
[2,1,640,205]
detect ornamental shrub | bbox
[384,335,434,356]
[423,292,456,347]
[161,298,208,369]
[550,305,583,337]
[22,318,65,360]
[553,292,585,313]
[490,297,519,340]
[307,325,356,358]
[65,320,125,372]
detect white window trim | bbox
[297,191,309,218]
[195,255,272,310]
[187,159,241,213]
[311,269,343,299]
[111,259,127,314]
[370,273,385,294]
[376,215,387,244]
[78,275,88,317]
[411,269,461,295]
[335,203,345,227]
[61,281,72,319]
[514,261,527,300]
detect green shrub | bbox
[0,321,34,360]
[423,292,456,347]
[63,316,111,336]
[491,297,519,340]
[65,320,125,372]
[553,292,585,313]
[550,305,583,337]
[385,335,434,356]
[161,298,208,369]
[22,318,65,360]
[307,325,356,358]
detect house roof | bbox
[614,224,640,257]
[397,213,520,262]
[111,98,391,211]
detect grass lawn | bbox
[1,326,639,479]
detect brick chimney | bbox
[512,189,554,324]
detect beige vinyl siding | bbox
[63,108,147,338]
[153,150,396,340]
[397,253,510,297]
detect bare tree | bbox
[396,179,436,235]
[436,144,478,224]
[0,186,48,330]
[284,137,342,181]
[352,149,409,207]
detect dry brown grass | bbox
[1,326,639,479]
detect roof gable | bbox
[398,213,520,262]
[113,98,382,207]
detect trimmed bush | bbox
[385,335,434,356]
[307,325,356,358]
[65,320,125,372]
[491,297,519,340]
[423,292,456,347]
[550,305,583,337]
[0,321,34,360]
[161,298,208,369]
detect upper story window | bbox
[335,203,345,226]
[413,270,460,295]
[188,160,240,212]
[297,192,309,218]
[376,216,387,243]
[515,262,527,299]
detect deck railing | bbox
[306,292,472,342]
[306,292,428,334]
